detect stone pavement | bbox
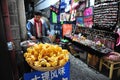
[70,54,110,80]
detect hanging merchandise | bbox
[65,13,71,21]
[50,6,59,24]
[50,6,59,14]
[93,1,118,32]
[83,6,93,28]
[51,11,58,24]
[76,16,84,27]
[74,0,81,3]
[62,24,72,37]
[60,13,67,22]
[84,16,93,28]
[70,9,76,21]
[58,0,86,24]
[116,28,120,46]
[95,0,118,5]
[59,11,76,23]
[83,7,93,16]
[59,0,72,24]
[55,25,63,38]
[59,0,71,12]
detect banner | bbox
[24,61,70,80]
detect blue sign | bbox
[24,61,70,80]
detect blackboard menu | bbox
[93,1,118,31]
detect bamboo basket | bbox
[28,62,66,72]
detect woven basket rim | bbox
[28,62,66,71]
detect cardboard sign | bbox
[24,61,70,80]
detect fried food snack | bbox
[24,43,69,68]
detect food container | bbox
[24,43,69,72]
[28,62,67,71]
[20,40,37,52]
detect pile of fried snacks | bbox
[24,43,69,68]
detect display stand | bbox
[64,36,113,58]
[24,61,70,80]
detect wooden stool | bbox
[99,58,120,79]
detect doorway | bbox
[0,3,14,80]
